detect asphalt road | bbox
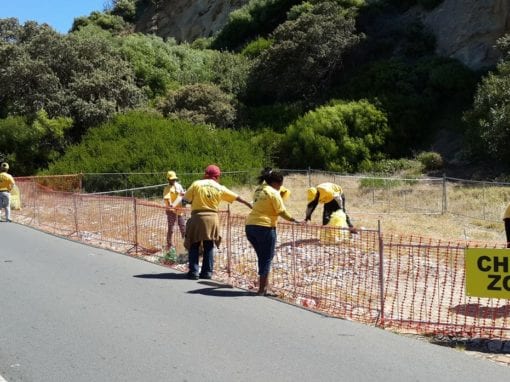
[1,223,509,381]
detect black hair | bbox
[257,167,284,185]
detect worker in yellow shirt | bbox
[0,162,15,222]
[503,203,510,248]
[163,170,186,250]
[246,168,301,296]
[184,164,252,280]
[305,182,356,232]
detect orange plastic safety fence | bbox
[11,179,510,339]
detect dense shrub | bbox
[158,84,237,128]
[339,57,477,156]
[211,0,302,50]
[367,158,422,175]
[239,102,305,132]
[44,111,267,190]
[118,35,251,98]
[0,110,72,175]
[241,37,272,59]
[248,1,363,103]
[71,12,130,34]
[281,100,389,171]
[416,151,443,171]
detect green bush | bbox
[416,151,443,171]
[211,0,303,50]
[367,158,422,175]
[158,83,237,128]
[339,57,476,156]
[239,102,304,132]
[0,110,72,175]
[281,99,389,171]
[464,37,510,163]
[247,1,363,103]
[44,111,267,191]
[241,37,272,59]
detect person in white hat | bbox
[163,170,186,250]
[0,162,15,222]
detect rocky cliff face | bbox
[136,0,510,70]
[421,0,510,70]
[135,0,248,42]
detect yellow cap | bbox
[307,187,317,202]
[166,170,178,180]
[0,162,9,170]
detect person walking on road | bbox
[184,164,252,280]
[246,168,302,296]
[163,170,186,250]
[0,162,15,222]
[305,182,356,232]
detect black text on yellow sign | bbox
[465,248,510,299]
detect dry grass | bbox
[228,173,510,245]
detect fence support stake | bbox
[133,193,138,256]
[227,205,231,277]
[73,193,79,236]
[378,220,385,327]
[442,174,447,214]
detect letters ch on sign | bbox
[465,249,510,299]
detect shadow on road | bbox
[188,282,255,297]
[133,272,188,280]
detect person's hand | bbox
[293,219,304,225]
[349,226,358,234]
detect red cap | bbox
[205,164,221,179]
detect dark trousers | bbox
[505,218,510,248]
[188,240,214,276]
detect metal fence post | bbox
[73,193,79,235]
[227,205,231,276]
[292,222,297,297]
[441,174,447,214]
[377,220,385,327]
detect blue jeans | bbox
[245,225,276,276]
[188,240,214,276]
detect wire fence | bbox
[11,173,510,339]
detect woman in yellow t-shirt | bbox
[245,168,301,296]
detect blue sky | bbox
[0,0,107,34]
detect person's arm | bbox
[279,210,302,224]
[171,194,183,208]
[333,193,344,210]
[236,195,253,209]
[305,195,319,221]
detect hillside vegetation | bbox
[1,0,509,184]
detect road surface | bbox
[0,223,509,381]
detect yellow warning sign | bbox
[465,248,510,299]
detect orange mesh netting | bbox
[11,176,510,339]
